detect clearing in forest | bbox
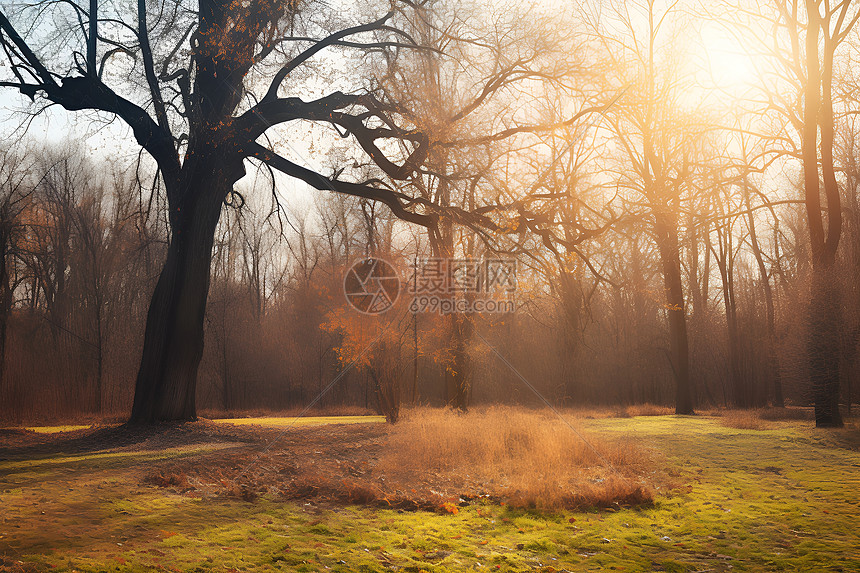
[1,409,858,572]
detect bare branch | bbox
[261,12,395,102]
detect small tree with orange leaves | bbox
[322,294,410,424]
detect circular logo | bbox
[343,258,400,314]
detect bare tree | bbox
[586,0,714,414]
[730,0,860,425]
[0,145,33,390]
[0,0,503,422]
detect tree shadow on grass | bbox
[817,417,860,451]
[0,421,263,461]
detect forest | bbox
[0,0,859,571]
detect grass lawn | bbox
[17,426,101,435]
[1,414,858,572]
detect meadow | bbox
[1,408,858,572]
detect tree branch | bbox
[0,10,57,87]
[246,141,437,228]
[261,12,395,102]
[87,0,97,77]
[138,0,170,130]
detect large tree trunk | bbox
[129,172,228,424]
[655,212,693,415]
[801,1,843,427]
[809,263,843,426]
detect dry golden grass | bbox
[198,405,375,419]
[378,406,657,510]
[620,403,674,417]
[719,409,769,430]
[757,406,815,421]
[548,403,673,420]
[713,407,816,430]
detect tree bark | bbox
[655,212,693,415]
[129,170,230,424]
[808,263,842,426]
[802,1,843,427]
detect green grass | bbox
[17,425,98,434]
[2,415,386,434]
[1,415,858,572]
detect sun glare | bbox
[698,23,761,93]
